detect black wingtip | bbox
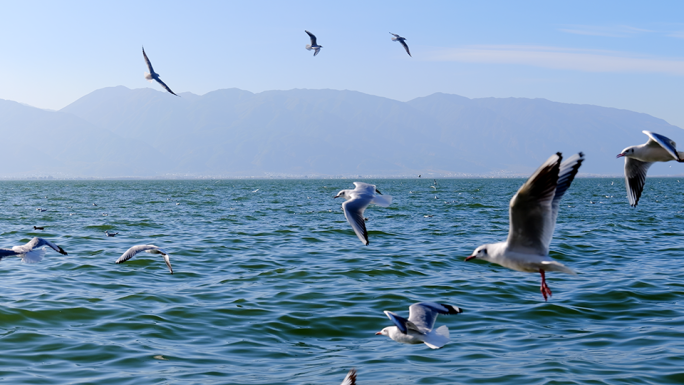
[441,304,463,314]
[58,247,68,256]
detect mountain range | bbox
[1,86,682,178]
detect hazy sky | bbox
[1,1,683,126]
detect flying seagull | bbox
[334,182,392,245]
[116,245,173,274]
[305,30,322,56]
[390,32,411,57]
[466,152,584,301]
[376,302,463,349]
[617,130,684,207]
[0,237,68,264]
[142,47,178,96]
[340,368,356,385]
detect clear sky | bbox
[1,0,683,127]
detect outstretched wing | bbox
[644,130,680,161]
[384,310,419,334]
[624,157,653,207]
[24,237,67,255]
[549,152,584,233]
[342,198,370,245]
[305,30,317,46]
[507,153,561,255]
[142,47,154,73]
[399,40,411,57]
[154,78,178,96]
[116,245,159,264]
[408,302,462,330]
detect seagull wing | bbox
[506,153,562,255]
[340,368,357,385]
[408,302,462,330]
[342,197,370,245]
[352,182,378,195]
[384,310,419,334]
[116,245,159,264]
[624,157,653,207]
[313,47,320,56]
[146,248,173,274]
[0,248,18,259]
[550,152,584,229]
[644,130,680,161]
[154,77,178,96]
[399,40,411,56]
[142,47,154,73]
[305,30,318,46]
[24,237,67,255]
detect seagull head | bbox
[334,190,348,199]
[465,245,489,262]
[375,327,392,336]
[616,147,635,159]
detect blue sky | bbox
[1,0,683,127]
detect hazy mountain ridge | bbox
[0,87,680,178]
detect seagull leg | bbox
[539,269,552,301]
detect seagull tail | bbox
[371,194,392,207]
[21,248,47,264]
[423,325,449,349]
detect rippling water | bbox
[1,178,684,384]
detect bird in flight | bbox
[142,47,178,96]
[390,32,411,57]
[305,30,322,56]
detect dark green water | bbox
[1,178,683,384]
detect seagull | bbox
[104,231,119,237]
[617,130,684,207]
[0,237,68,264]
[33,226,44,230]
[466,152,584,301]
[142,46,178,96]
[305,30,322,56]
[376,302,463,349]
[115,245,173,274]
[340,368,357,385]
[334,182,392,245]
[390,32,411,57]
[36,208,47,212]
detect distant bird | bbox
[305,30,322,56]
[142,46,178,96]
[36,208,47,212]
[0,237,68,264]
[376,302,463,349]
[92,203,97,206]
[104,231,118,237]
[418,174,421,178]
[252,189,259,193]
[390,32,411,57]
[466,152,584,301]
[340,368,357,385]
[334,182,392,245]
[116,245,173,274]
[33,226,44,230]
[617,130,684,207]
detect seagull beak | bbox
[464,255,476,261]
[616,153,624,158]
[375,331,382,335]
[334,195,340,199]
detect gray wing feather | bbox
[507,153,561,255]
[550,152,584,231]
[340,368,357,385]
[305,30,317,46]
[155,78,178,96]
[116,245,159,264]
[408,302,462,330]
[342,198,370,245]
[142,47,154,73]
[644,131,680,161]
[399,40,411,56]
[624,157,653,207]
